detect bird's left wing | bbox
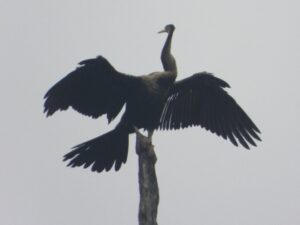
[158,72,261,149]
[44,56,138,122]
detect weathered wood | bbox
[135,131,159,225]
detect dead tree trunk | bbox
[135,131,159,225]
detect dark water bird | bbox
[44,24,261,173]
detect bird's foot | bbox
[134,127,154,143]
[135,128,155,160]
[147,130,154,142]
[134,126,142,135]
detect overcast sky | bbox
[1,0,300,225]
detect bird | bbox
[44,24,261,173]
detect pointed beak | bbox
[158,29,166,34]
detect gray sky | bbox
[1,0,300,224]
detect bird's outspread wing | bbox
[159,72,261,149]
[44,56,138,122]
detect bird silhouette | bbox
[44,24,261,173]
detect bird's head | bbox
[158,24,175,34]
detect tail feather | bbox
[63,129,129,172]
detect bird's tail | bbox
[63,128,129,172]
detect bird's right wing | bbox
[159,72,261,149]
[44,56,138,122]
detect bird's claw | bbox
[134,126,142,135]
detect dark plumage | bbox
[44,24,261,173]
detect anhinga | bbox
[44,24,261,173]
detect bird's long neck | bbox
[161,31,177,74]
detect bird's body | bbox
[125,71,176,131]
[44,24,261,172]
